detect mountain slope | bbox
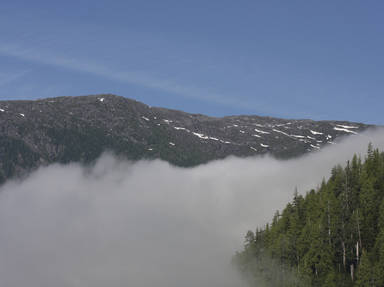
[0,94,375,183]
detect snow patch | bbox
[19,113,25,117]
[98,98,105,102]
[163,119,173,124]
[192,132,209,140]
[273,129,291,137]
[0,108,4,112]
[142,116,150,121]
[260,143,269,148]
[333,127,357,134]
[310,130,323,135]
[174,127,190,132]
[310,144,320,149]
[250,146,257,152]
[169,142,175,146]
[336,124,358,129]
[252,134,261,138]
[254,128,270,134]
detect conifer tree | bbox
[355,250,374,287]
[233,145,384,287]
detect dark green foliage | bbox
[45,125,146,164]
[355,250,375,287]
[0,137,41,184]
[234,145,384,286]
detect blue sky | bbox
[0,1,383,124]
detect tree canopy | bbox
[233,144,384,287]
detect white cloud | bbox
[0,129,383,287]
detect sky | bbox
[0,1,383,124]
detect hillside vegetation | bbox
[233,144,384,286]
[0,95,371,184]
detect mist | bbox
[1,129,384,287]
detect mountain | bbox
[0,94,375,183]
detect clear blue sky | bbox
[0,1,383,124]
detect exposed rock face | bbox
[0,94,374,183]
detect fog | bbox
[1,129,384,287]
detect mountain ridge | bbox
[0,94,376,183]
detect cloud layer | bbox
[1,129,384,287]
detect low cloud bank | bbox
[1,129,384,287]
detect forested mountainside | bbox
[0,94,373,184]
[233,144,384,287]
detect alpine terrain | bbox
[0,94,375,184]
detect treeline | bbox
[233,144,384,286]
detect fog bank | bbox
[1,129,384,287]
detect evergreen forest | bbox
[233,144,384,286]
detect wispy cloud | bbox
[0,43,250,109]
